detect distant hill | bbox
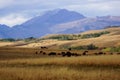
[51,16,120,34]
[0,27,120,49]
[11,9,85,38]
[0,9,120,38]
[0,25,11,38]
[23,27,120,48]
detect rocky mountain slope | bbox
[0,9,120,38]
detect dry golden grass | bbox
[0,67,119,80]
[0,55,120,80]
[12,27,120,48]
[0,27,119,49]
[81,27,120,35]
[0,47,120,80]
[0,42,14,47]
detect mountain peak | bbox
[1,9,120,38]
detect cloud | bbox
[0,14,31,27]
[0,0,120,26]
[0,0,14,9]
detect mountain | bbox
[50,16,120,34]
[11,9,86,38]
[0,9,120,38]
[0,25,11,38]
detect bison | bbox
[48,52,56,56]
[82,51,88,55]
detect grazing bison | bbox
[61,52,66,57]
[72,53,80,56]
[43,52,46,55]
[82,51,88,55]
[58,53,61,55]
[35,51,38,54]
[103,53,106,55]
[41,46,48,49]
[68,48,72,51]
[94,53,98,55]
[110,53,113,55]
[117,53,120,55]
[66,51,72,57]
[39,51,43,54]
[98,52,104,55]
[48,52,56,56]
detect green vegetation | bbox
[81,31,110,39]
[60,44,98,50]
[71,44,98,50]
[0,38,16,42]
[42,31,110,40]
[103,46,120,52]
[44,34,81,40]
[24,37,36,42]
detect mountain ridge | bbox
[0,9,120,38]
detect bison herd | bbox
[35,47,120,57]
[36,51,82,57]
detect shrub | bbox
[81,31,110,39]
[0,38,16,42]
[103,47,120,52]
[71,44,98,50]
[46,34,81,40]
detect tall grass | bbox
[0,55,120,80]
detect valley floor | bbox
[0,47,120,80]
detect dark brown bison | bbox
[43,52,46,55]
[48,52,56,56]
[98,52,104,55]
[35,51,38,54]
[68,48,72,51]
[117,53,120,55]
[61,52,66,57]
[82,51,88,55]
[39,51,43,54]
[66,51,72,57]
[41,46,48,49]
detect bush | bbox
[71,44,98,50]
[24,37,36,42]
[46,34,81,40]
[81,31,110,39]
[103,47,120,52]
[0,38,16,42]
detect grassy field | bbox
[0,47,120,80]
[0,27,120,80]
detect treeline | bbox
[81,31,110,39]
[61,44,98,50]
[0,37,36,42]
[0,38,16,42]
[103,46,120,52]
[44,31,110,40]
[71,44,98,50]
[45,34,81,40]
[0,31,110,42]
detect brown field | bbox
[0,27,120,80]
[0,27,119,49]
[0,47,120,80]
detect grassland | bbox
[0,27,120,80]
[0,47,120,80]
[0,27,120,49]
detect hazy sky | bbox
[0,0,120,27]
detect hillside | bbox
[40,27,120,48]
[51,16,120,34]
[1,27,119,50]
[11,9,86,38]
